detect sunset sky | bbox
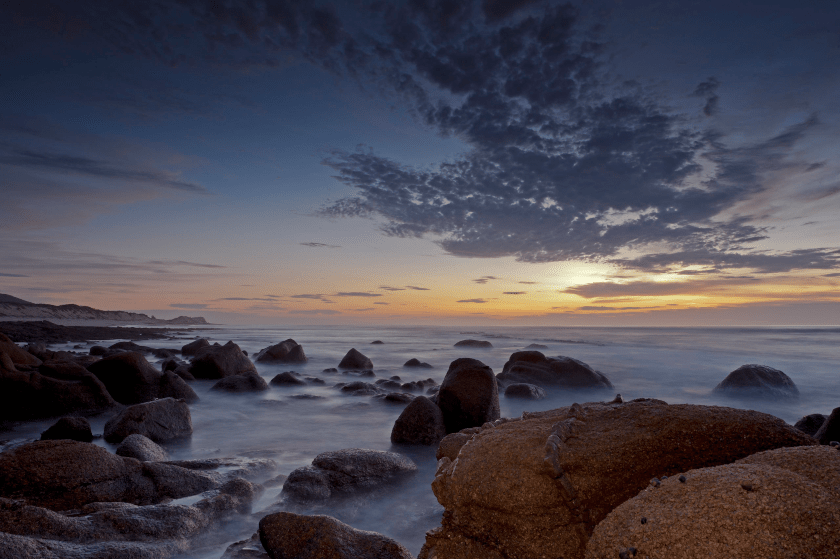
[1,0,839,325]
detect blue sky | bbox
[1,0,838,325]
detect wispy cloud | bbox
[379,286,405,291]
[170,303,208,309]
[289,309,342,315]
[472,276,498,284]
[334,292,382,297]
[0,273,28,277]
[503,291,526,295]
[300,242,341,248]
[406,286,430,290]
[457,298,487,303]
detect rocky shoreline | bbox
[1,332,838,559]
[0,321,203,345]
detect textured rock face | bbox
[104,398,193,443]
[794,412,827,436]
[281,449,417,502]
[40,417,93,442]
[181,338,210,356]
[87,352,198,404]
[712,364,799,398]
[0,440,218,510]
[211,371,269,392]
[116,434,169,462]
[338,348,373,370]
[189,341,257,379]
[814,406,840,445]
[259,512,413,559]
[0,478,261,559]
[497,351,613,390]
[437,358,500,433]
[255,339,307,364]
[391,395,446,445]
[585,446,840,559]
[504,382,546,400]
[420,401,816,559]
[0,333,41,366]
[453,339,492,348]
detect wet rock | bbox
[87,352,198,405]
[713,364,799,398]
[0,478,261,559]
[103,398,193,444]
[404,358,433,368]
[160,358,179,373]
[586,446,840,559]
[370,340,384,344]
[222,532,270,559]
[89,345,108,356]
[794,413,827,437]
[339,381,381,396]
[281,449,417,501]
[504,382,546,400]
[152,348,178,359]
[211,371,269,393]
[270,371,305,386]
[337,348,373,370]
[306,377,325,385]
[391,395,446,445]
[189,341,257,379]
[437,358,500,433]
[255,339,307,364]
[420,401,816,559]
[453,339,492,348]
[525,343,548,349]
[259,512,413,559]
[375,379,403,390]
[497,351,613,390]
[0,332,42,366]
[40,417,93,442]
[109,341,153,353]
[322,368,338,373]
[814,406,840,445]
[39,359,93,380]
[172,364,195,381]
[161,457,277,482]
[181,338,210,356]
[0,440,219,510]
[116,434,169,462]
[378,392,415,404]
[400,379,436,392]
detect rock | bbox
[116,434,169,462]
[391,396,446,445]
[255,339,307,363]
[370,340,385,344]
[794,413,827,437]
[497,351,613,390]
[270,371,305,386]
[404,358,433,368]
[162,457,277,482]
[259,512,413,559]
[378,392,414,404]
[453,339,492,348]
[172,363,195,381]
[375,379,402,390]
[0,440,219,510]
[211,371,269,392]
[814,406,840,445]
[87,352,199,405]
[339,381,381,396]
[89,345,108,356]
[525,343,548,349]
[109,341,153,353]
[103,398,193,444]
[281,449,417,501]
[712,364,799,398]
[435,431,476,461]
[0,478,261,559]
[181,338,210,356]
[40,417,93,442]
[152,348,179,359]
[504,382,546,399]
[39,359,90,380]
[337,348,373,370]
[0,333,42,366]
[419,400,816,559]
[585,446,840,559]
[306,377,325,385]
[189,341,257,379]
[437,358,500,433]
[322,368,338,373]
[222,532,270,559]
[160,357,179,372]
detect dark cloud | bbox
[170,303,208,309]
[457,298,487,303]
[352,307,375,311]
[334,291,382,297]
[379,285,405,291]
[0,273,28,277]
[300,242,341,248]
[473,276,498,284]
[563,277,766,298]
[216,297,277,301]
[290,293,330,301]
[518,281,538,284]
[406,285,430,290]
[482,0,540,22]
[578,305,659,311]
[824,272,840,277]
[289,308,342,315]
[374,301,389,304]
[503,291,526,294]
[148,260,226,268]
[692,77,720,117]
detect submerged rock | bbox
[222,532,269,559]
[270,371,305,386]
[337,348,373,370]
[40,417,93,442]
[453,339,492,348]
[103,398,193,444]
[497,351,613,390]
[713,364,799,398]
[391,395,446,445]
[403,358,433,368]
[420,400,815,559]
[211,371,269,393]
[504,382,546,400]
[259,512,413,559]
[281,448,417,502]
[255,339,307,364]
[437,358,499,433]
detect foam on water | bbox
[2,324,839,557]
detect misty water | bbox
[3,324,840,557]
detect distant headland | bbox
[0,294,208,325]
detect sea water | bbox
[2,324,839,557]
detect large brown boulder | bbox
[337,348,373,370]
[0,440,217,510]
[814,406,840,445]
[189,341,257,379]
[103,398,193,443]
[391,395,446,445]
[259,512,413,559]
[437,358,499,433]
[1,354,116,420]
[419,400,816,559]
[712,364,799,398]
[181,338,210,356]
[497,351,613,390]
[87,351,198,404]
[585,446,840,559]
[255,339,307,363]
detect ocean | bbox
[3,324,839,557]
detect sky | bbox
[1,0,839,326]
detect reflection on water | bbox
[2,325,839,557]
